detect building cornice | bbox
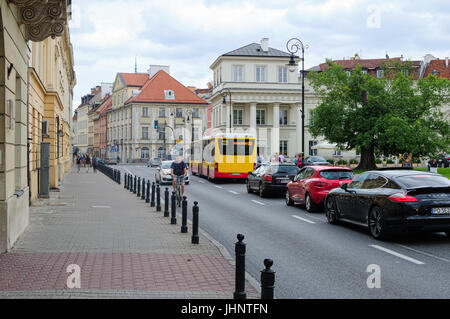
[8,0,70,42]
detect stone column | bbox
[249,103,257,130]
[271,103,280,158]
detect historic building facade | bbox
[107,66,209,162]
[209,38,305,159]
[0,0,72,253]
[28,26,76,200]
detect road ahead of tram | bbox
[117,164,450,299]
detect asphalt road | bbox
[115,164,450,299]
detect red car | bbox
[286,166,354,212]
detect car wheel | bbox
[286,190,294,206]
[445,231,450,237]
[305,193,317,213]
[325,197,339,224]
[247,181,253,193]
[368,206,390,240]
[259,183,266,198]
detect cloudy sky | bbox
[69,0,450,108]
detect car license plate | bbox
[431,207,450,215]
[232,173,241,176]
[278,179,288,183]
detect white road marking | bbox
[197,180,206,184]
[394,244,450,263]
[229,190,239,195]
[91,205,112,209]
[252,200,266,206]
[370,245,425,265]
[214,185,224,189]
[291,215,316,224]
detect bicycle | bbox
[175,175,184,207]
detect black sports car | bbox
[324,169,450,239]
[247,163,299,197]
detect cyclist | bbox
[171,155,187,197]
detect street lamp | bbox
[221,88,232,132]
[286,37,308,156]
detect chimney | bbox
[446,57,449,68]
[261,38,269,52]
[148,65,170,78]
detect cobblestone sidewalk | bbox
[0,168,259,299]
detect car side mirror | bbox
[341,183,348,191]
[248,172,253,176]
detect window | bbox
[333,150,342,156]
[142,127,149,140]
[376,69,384,78]
[176,108,183,118]
[278,67,288,83]
[164,90,175,99]
[345,70,351,76]
[233,109,243,125]
[279,109,288,125]
[256,66,266,82]
[362,174,388,189]
[233,65,244,82]
[218,138,255,156]
[348,173,368,189]
[141,147,150,159]
[192,108,200,118]
[159,107,165,117]
[142,107,149,117]
[256,109,265,125]
[280,140,288,156]
[309,141,318,156]
[362,70,368,74]
[309,110,315,126]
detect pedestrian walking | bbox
[297,153,303,168]
[85,154,91,173]
[76,155,81,173]
[92,156,97,173]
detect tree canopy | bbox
[307,61,450,170]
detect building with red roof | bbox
[106,66,208,162]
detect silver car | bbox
[155,160,189,185]
[147,157,161,167]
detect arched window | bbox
[141,147,150,159]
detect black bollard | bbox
[133,175,137,194]
[191,202,199,244]
[164,187,169,217]
[141,178,146,200]
[118,171,121,185]
[171,191,177,224]
[124,173,127,189]
[260,259,275,299]
[181,196,188,233]
[137,177,141,197]
[156,184,161,212]
[129,174,133,192]
[233,234,247,299]
[146,180,150,203]
[150,182,156,207]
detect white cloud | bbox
[70,0,450,108]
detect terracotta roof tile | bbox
[119,73,149,87]
[126,71,208,105]
[423,59,450,78]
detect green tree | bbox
[308,61,450,170]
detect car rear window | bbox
[396,174,450,188]
[310,156,326,162]
[319,170,354,180]
[269,165,299,175]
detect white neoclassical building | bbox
[209,38,316,159]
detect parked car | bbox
[155,160,190,185]
[286,166,354,212]
[147,157,161,167]
[324,169,450,240]
[302,156,331,167]
[247,163,299,197]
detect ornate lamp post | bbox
[221,88,232,132]
[286,38,308,156]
